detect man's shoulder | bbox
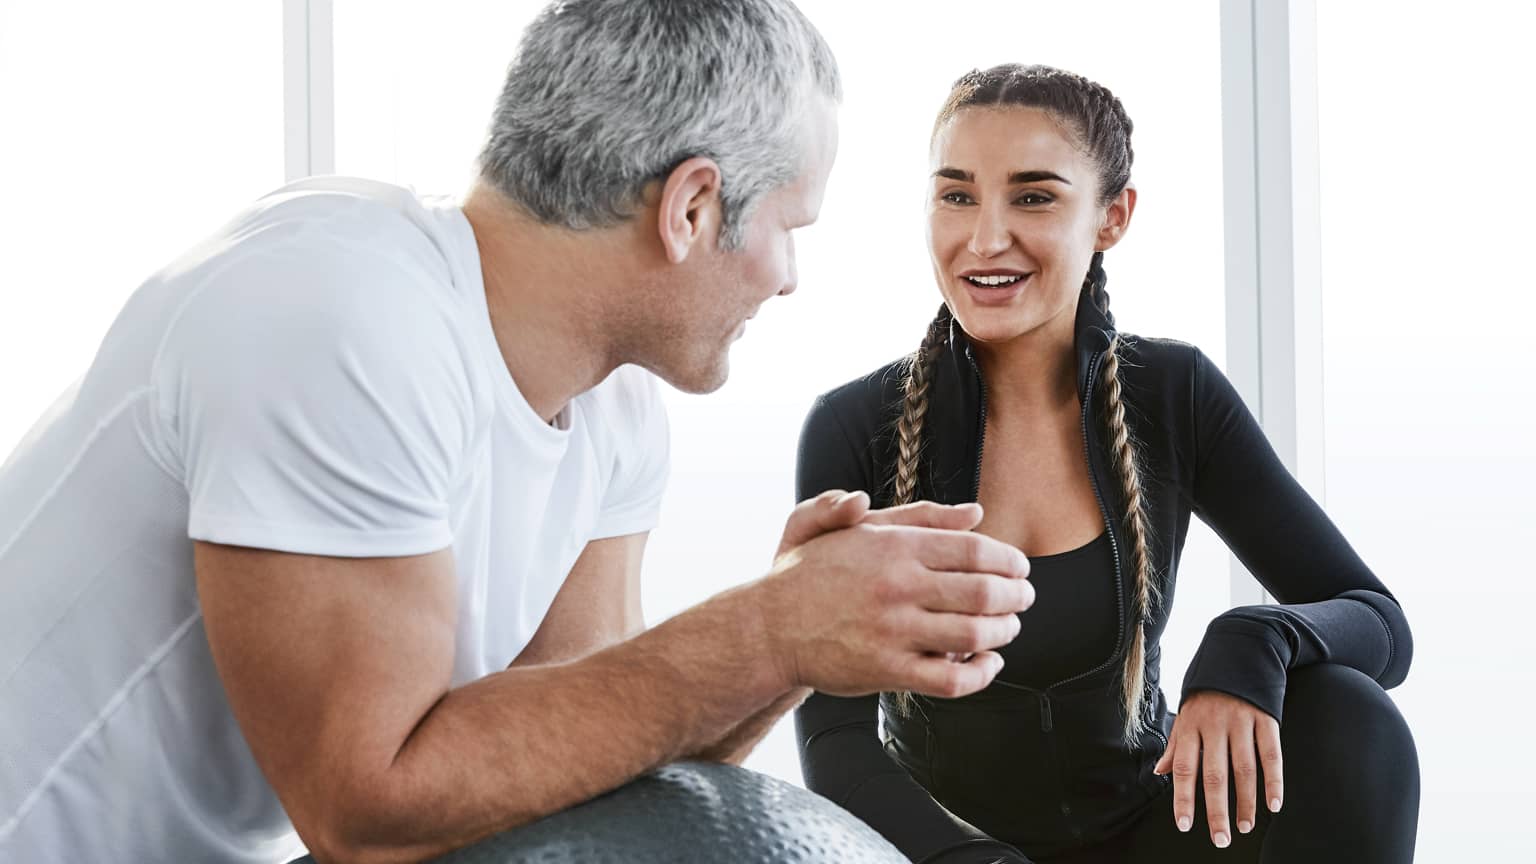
[246,176,433,226]
[152,180,488,423]
[171,178,475,331]
[222,177,463,276]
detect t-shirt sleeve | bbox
[591,366,671,540]
[164,239,476,559]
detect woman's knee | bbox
[1282,663,1419,789]
[1268,664,1419,861]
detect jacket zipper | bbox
[967,346,988,502]
[957,340,1169,822]
[967,347,1128,715]
[1046,349,1127,696]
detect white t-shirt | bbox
[0,176,670,862]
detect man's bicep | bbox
[511,532,647,668]
[192,541,458,834]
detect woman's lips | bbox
[960,272,1031,306]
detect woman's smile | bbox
[959,270,1033,306]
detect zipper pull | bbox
[1039,692,1054,732]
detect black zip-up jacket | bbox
[792,290,1413,862]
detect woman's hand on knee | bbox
[1153,690,1284,848]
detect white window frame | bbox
[283,0,334,181]
[1220,0,1325,607]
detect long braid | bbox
[893,307,951,507]
[889,304,952,717]
[1090,275,1160,744]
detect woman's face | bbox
[926,106,1131,347]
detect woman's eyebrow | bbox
[1009,170,1070,185]
[931,167,1071,185]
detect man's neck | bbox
[460,183,630,424]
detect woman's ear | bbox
[656,156,724,264]
[1095,184,1137,252]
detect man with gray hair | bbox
[0,1,1033,861]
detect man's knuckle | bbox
[874,571,911,604]
[903,530,934,560]
[973,579,998,609]
[960,534,985,569]
[963,618,990,648]
[867,574,895,604]
[943,669,972,699]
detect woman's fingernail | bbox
[1270,797,1282,813]
[1238,820,1252,834]
[1214,832,1230,848]
[1177,816,1192,832]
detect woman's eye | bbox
[941,191,973,205]
[1017,193,1052,205]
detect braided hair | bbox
[895,65,1156,745]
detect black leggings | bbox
[1039,664,1419,863]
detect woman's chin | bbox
[953,308,1038,345]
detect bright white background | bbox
[1314,2,1536,858]
[0,2,1528,859]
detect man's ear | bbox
[1094,183,1137,252]
[657,156,724,264]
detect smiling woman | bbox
[794,63,1418,864]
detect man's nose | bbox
[779,236,799,296]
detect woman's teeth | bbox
[965,274,1024,287]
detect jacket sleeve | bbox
[794,395,1029,864]
[1180,347,1413,720]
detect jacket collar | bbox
[917,287,1119,505]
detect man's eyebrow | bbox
[931,167,1072,185]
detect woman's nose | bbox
[967,204,1012,258]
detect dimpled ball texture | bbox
[290,762,907,864]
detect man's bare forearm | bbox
[322,582,789,864]
[687,686,812,765]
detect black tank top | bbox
[995,531,1117,689]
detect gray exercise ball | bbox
[290,762,906,864]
